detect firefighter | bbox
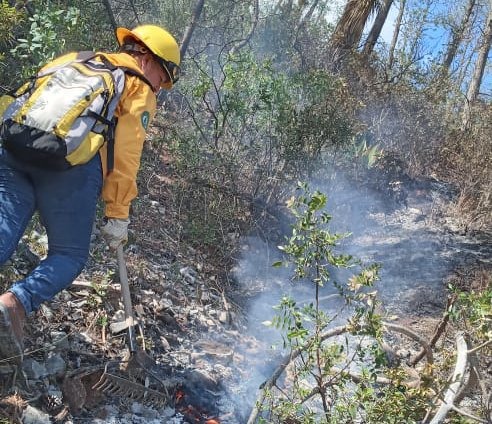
[0,24,180,363]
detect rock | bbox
[185,368,220,392]
[194,340,234,365]
[160,336,171,351]
[39,304,54,319]
[22,405,51,424]
[45,352,66,377]
[22,359,47,380]
[180,266,197,284]
[110,320,129,334]
[50,331,69,350]
[218,310,230,324]
[74,331,93,344]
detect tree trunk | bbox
[363,0,394,56]
[180,0,205,59]
[462,3,492,127]
[388,0,406,69]
[296,0,321,33]
[128,0,141,25]
[441,0,476,74]
[102,0,118,32]
[231,0,260,55]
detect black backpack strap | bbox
[87,110,117,175]
[81,52,154,91]
[105,117,117,175]
[118,66,154,91]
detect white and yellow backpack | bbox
[0,52,142,172]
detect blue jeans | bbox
[0,148,102,315]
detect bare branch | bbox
[428,333,468,424]
[467,339,492,354]
[230,0,260,56]
[409,295,456,366]
[450,404,489,423]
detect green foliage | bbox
[449,280,492,348]
[11,6,81,74]
[176,50,356,183]
[96,312,108,329]
[167,51,357,251]
[350,370,429,424]
[350,133,383,169]
[0,1,24,47]
[0,2,24,84]
[0,0,115,90]
[260,184,435,423]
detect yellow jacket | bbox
[98,52,156,219]
[44,51,157,219]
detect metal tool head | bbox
[92,364,173,408]
[92,247,176,409]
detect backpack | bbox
[0,52,149,172]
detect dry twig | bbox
[409,295,455,366]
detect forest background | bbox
[0,0,490,236]
[0,0,491,423]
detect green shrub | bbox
[165,52,358,250]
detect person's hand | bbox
[101,218,130,250]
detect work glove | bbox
[101,218,130,250]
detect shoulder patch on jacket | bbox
[141,111,150,130]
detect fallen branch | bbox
[467,339,492,355]
[450,404,489,423]
[428,332,468,424]
[302,365,421,403]
[383,322,434,365]
[453,337,489,408]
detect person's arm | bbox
[100,75,157,219]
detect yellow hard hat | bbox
[116,24,180,89]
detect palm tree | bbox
[330,0,382,60]
[363,0,395,56]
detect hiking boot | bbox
[0,292,26,364]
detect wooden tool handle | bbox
[117,244,137,353]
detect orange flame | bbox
[175,389,185,402]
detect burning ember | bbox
[175,388,221,424]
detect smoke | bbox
[218,167,471,421]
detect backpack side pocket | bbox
[66,131,104,166]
